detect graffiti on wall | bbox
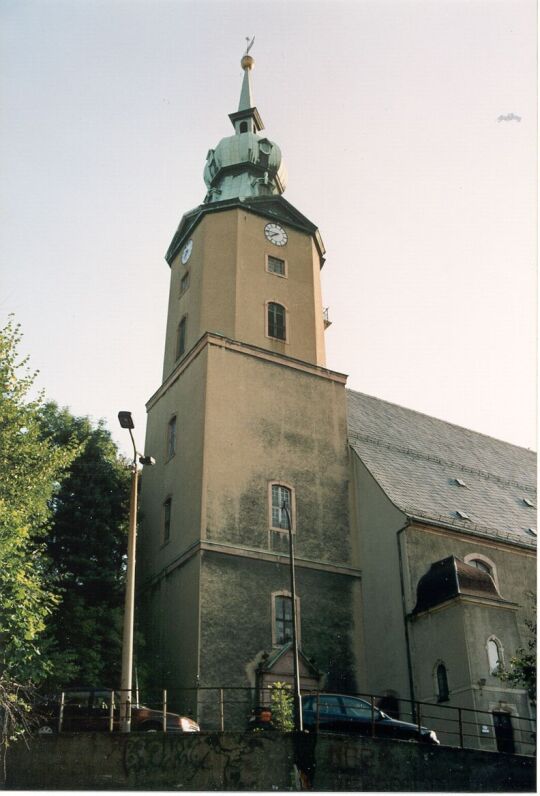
[124,734,286,791]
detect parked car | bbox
[249,693,439,745]
[35,687,200,734]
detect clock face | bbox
[264,223,288,247]
[181,239,193,265]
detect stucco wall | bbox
[199,552,358,693]
[163,208,327,377]
[6,732,535,792]
[203,342,351,563]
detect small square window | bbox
[267,256,286,276]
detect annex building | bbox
[137,52,536,754]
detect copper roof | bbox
[413,555,504,614]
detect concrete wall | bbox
[6,732,535,792]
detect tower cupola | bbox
[203,46,287,204]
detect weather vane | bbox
[244,36,255,56]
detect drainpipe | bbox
[397,521,416,717]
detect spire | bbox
[203,44,287,203]
[229,39,264,134]
[238,37,255,111]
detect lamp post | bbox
[282,500,303,733]
[118,411,155,733]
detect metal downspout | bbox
[397,521,416,716]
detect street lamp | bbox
[282,500,303,733]
[118,411,155,732]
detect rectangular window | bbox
[274,595,293,646]
[180,271,190,294]
[267,256,286,276]
[167,416,177,459]
[163,498,172,543]
[267,302,286,340]
[271,484,292,529]
[177,317,187,359]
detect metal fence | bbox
[52,685,535,757]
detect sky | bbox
[1,0,536,459]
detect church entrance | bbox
[493,711,515,754]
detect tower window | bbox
[239,121,248,133]
[267,302,286,341]
[470,558,491,575]
[167,416,177,459]
[274,595,293,645]
[177,316,187,359]
[271,484,293,530]
[180,271,190,295]
[162,498,172,544]
[436,663,449,702]
[487,637,503,674]
[272,593,300,647]
[267,255,286,277]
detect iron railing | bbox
[50,686,535,757]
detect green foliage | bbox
[0,318,77,741]
[269,681,294,732]
[38,403,131,689]
[498,598,536,704]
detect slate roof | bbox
[347,390,537,548]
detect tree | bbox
[498,598,536,705]
[0,318,77,742]
[269,682,294,732]
[38,404,131,688]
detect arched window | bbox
[267,302,286,340]
[471,559,491,575]
[436,663,449,702]
[167,416,177,459]
[270,483,293,530]
[464,553,500,592]
[162,497,172,544]
[487,637,503,674]
[272,591,301,646]
[176,316,187,359]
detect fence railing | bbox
[49,685,535,756]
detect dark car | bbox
[249,693,439,744]
[36,688,200,734]
[302,693,439,744]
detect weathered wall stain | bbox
[6,732,535,792]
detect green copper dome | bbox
[203,53,287,204]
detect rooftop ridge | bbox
[348,431,537,493]
[347,388,537,457]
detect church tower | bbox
[138,51,362,725]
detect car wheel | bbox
[38,725,55,735]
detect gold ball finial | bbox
[241,54,254,70]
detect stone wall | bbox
[5,732,535,792]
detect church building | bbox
[137,53,536,751]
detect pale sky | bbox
[1,0,536,458]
